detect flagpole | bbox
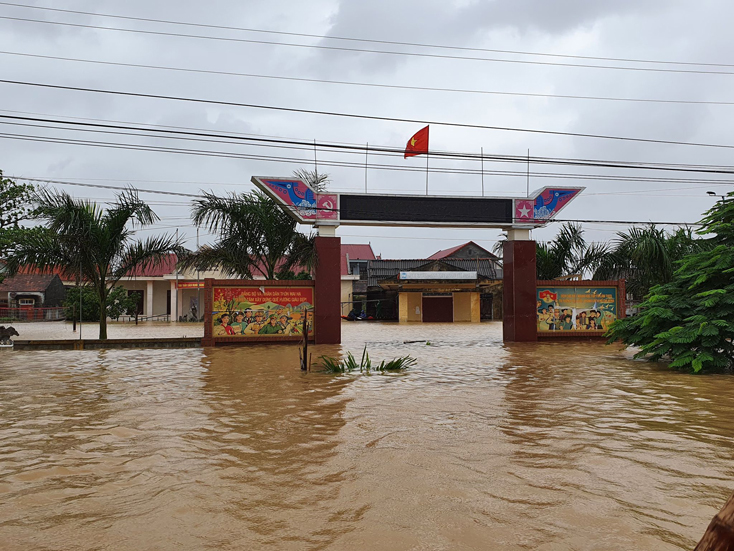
[365,142,368,193]
[314,139,319,180]
[526,148,530,197]
[481,147,484,196]
[425,152,429,195]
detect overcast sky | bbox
[1,0,732,258]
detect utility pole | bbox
[175,228,179,322]
[79,262,82,341]
[196,227,200,322]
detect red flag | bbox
[404,125,429,158]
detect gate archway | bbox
[252,176,582,344]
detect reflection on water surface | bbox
[1,322,732,550]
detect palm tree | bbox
[495,223,607,279]
[4,188,183,340]
[593,225,706,301]
[535,223,608,280]
[179,191,317,280]
[293,168,330,192]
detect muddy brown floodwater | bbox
[1,322,733,550]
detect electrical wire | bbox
[4,108,734,173]
[3,78,734,151]
[3,50,733,107]
[3,13,734,76]
[7,120,734,184]
[11,112,734,173]
[1,1,729,69]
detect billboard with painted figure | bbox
[212,286,314,337]
[537,286,617,332]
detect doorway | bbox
[422,294,453,322]
[480,294,494,320]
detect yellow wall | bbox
[400,292,481,323]
[471,292,481,323]
[453,292,472,322]
[453,292,481,322]
[399,292,422,322]
[340,281,353,315]
[408,294,422,321]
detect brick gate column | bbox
[503,229,537,342]
[314,226,341,344]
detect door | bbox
[480,294,494,320]
[422,295,453,322]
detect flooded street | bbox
[1,322,732,550]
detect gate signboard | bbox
[251,176,582,229]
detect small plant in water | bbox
[318,346,416,374]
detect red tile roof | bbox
[0,274,60,293]
[428,241,494,260]
[126,254,179,277]
[341,244,376,275]
[17,265,76,280]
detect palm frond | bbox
[112,234,185,284]
[317,346,415,374]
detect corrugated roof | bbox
[367,258,502,287]
[0,273,60,293]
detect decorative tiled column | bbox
[503,229,538,342]
[314,226,341,344]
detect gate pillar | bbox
[503,229,537,342]
[314,226,341,344]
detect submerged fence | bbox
[0,307,66,321]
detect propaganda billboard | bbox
[536,286,617,332]
[212,286,313,337]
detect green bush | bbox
[607,194,734,373]
[64,286,139,322]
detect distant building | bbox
[0,274,67,319]
[364,242,503,323]
[428,241,498,261]
[340,243,377,315]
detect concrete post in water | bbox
[314,225,341,344]
[694,492,734,551]
[503,228,537,342]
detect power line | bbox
[2,13,734,76]
[6,128,734,192]
[1,1,728,69]
[0,106,347,149]
[3,107,734,172]
[7,114,734,177]
[3,50,733,107]
[3,78,734,151]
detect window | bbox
[19,298,35,306]
[349,261,368,277]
